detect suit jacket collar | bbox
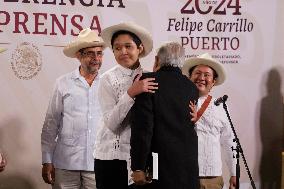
[159,66,182,74]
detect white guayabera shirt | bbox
[195,95,237,177]
[41,68,101,171]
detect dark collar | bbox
[159,66,182,74]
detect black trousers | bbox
[94,159,157,189]
[95,159,128,189]
[129,181,158,189]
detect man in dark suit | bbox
[130,42,199,189]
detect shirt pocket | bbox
[70,90,89,138]
[61,86,89,140]
[60,91,74,138]
[59,136,76,146]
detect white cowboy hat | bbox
[63,28,105,58]
[0,47,7,53]
[101,22,153,58]
[182,53,226,85]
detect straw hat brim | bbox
[182,57,226,86]
[63,41,105,58]
[101,22,153,58]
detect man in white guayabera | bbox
[41,28,105,189]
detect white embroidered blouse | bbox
[195,95,237,177]
[94,64,143,161]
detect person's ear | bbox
[212,78,217,86]
[155,56,159,64]
[138,44,144,55]
[75,51,82,59]
[153,56,160,72]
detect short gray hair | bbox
[156,42,185,68]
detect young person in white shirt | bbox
[182,53,237,189]
[93,22,158,189]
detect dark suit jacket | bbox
[130,66,199,189]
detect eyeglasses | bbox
[81,51,103,58]
[191,71,213,79]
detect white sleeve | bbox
[41,79,63,164]
[98,76,135,133]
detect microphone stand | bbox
[222,101,256,189]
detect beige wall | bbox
[0,0,283,188]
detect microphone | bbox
[214,95,228,106]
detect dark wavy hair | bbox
[111,30,142,48]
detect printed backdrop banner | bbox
[0,0,283,188]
